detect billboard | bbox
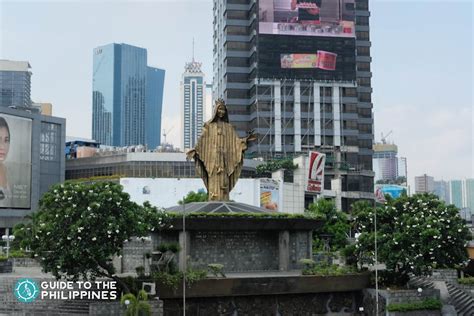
[0,114,32,208]
[281,51,337,70]
[258,35,356,80]
[307,151,325,193]
[260,179,280,211]
[259,0,355,38]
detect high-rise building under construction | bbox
[213,0,374,209]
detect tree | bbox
[121,289,151,316]
[306,199,350,251]
[178,190,208,204]
[352,194,471,283]
[26,182,169,292]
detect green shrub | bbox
[9,250,30,258]
[156,242,181,253]
[154,268,207,290]
[459,277,474,285]
[208,264,226,277]
[0,255,9,262]
[387,298,442,312]
[302,262,356,276]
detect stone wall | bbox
[89,300,163,316]
[12,257,41,267]
[189,230,279,272]
[122,238,153,273]
[363,288,441,316]
[289,231,311,269]
[429,269,458,284]
[163,292,362,316]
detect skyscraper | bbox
[181,60,206,150]
[415,174,434,194]
[0,60,32,108]
[449,180,463,209]
[465,179,474,212]
[433,180,449,203]
[92,43,165,148]
[213,0,373,209]
[373,143,398,182]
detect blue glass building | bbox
[92,43,165,148]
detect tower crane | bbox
[381,130,393,144]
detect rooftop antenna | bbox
[192,38,195,62]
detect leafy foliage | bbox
[302,261,356,276]
[178,191,208,204]
[306,199,350,251]
[207,263,226,277]
[153,268,207,290]
[256,158,298,174]
[386,298,442,312]
[459,277,474,285]
[352,194,471,282]
[24,182,170,292]
[121,290,151,316]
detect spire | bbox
[192,38,195,62]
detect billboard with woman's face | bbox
[259,0,355,38]
[0,114,32,209]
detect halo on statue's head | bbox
[209,98,230,123]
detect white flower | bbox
[87,207,91,211]
[107,235,111,238]
[115,229,119,233]
[458,229,462,232]
[57,265,61,269]
[107,230,112,234]
[67,236,71,240]
[72,204,77,208]
[427,225,431,228]
[92,237,97,241]
[46,232,51,235]
[77,236,82,240]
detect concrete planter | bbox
[156,272,370,299]
[0,260,13,273]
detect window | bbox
[356,16,369,26]
[357,46,370,56]
[358,108,372,118]
[357,62,370,71]
[357,77,371,87]
[40,122,61,161]
[343,104,357,113]
[342,87,357,97]
[358,92,371,102]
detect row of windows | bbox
[66,161,258,180]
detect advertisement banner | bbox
[259,0,355,38]
[260,179,280,211]
[281,54,318,68]
[0,114,32,208]
[281,51,337,70]
[306,151,325,193]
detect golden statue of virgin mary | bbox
[186,99,256,201]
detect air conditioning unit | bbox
[142,282,156,295]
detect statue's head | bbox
[212,99,229,122]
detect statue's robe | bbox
[193,120,246,201]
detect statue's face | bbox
[217,105,226,118]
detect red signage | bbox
[307,151,326,193]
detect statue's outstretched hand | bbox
[246,129,257,142]
[186,149,196,160]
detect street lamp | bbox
[2,234,15,258]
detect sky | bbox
[0,0,472,187]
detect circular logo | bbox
[14,278,40,303]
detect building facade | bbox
[92,43,165,148]
[181,61,206,150]
[465,179,474,213]
[213,0,373,210]
[0,107,65,231]
[414,174,434,194]
[0,60,32,108]
[450,180,463,209]
[434,180,449,203]
[373,143,398,182]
